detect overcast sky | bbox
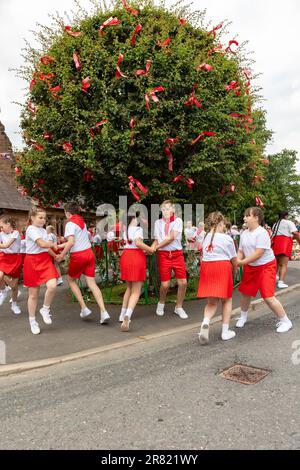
[0,0,299,172]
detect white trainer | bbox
[40,307,52,325]
[11,303,21,315]
[121,315,131,332]
[156,302,165,316]
[198,324,209,345]
[221,330,236,341]
[276,319,292,333]
[174,307,188,319]
[80,307,92,319]
[57,278,64,286]
[236,317,247,328]
[0,289,9,306]
[30,321,40,335]
[119,313,125,323]
[100,311,110,324]
[277,281,288,289]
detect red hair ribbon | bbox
[65,26,82,37]
[179,18,187,25]
[99,17,121,36]
[128,176,148,201]
[73,52,81,71]
[81,77,91,93]
[121,0,139,15]
[226,40,239,54]
[145,86,164,110]
[208,23,223,38]
[196,63,213,72]
[116,54,127,79]
[255,196,264,207]
[130,24,142,46]
[63,142,73,154]
[136,59,151,76]
[191,131,216,146]
[40,56,55,65]
[156,37,171,48]
[28,101,38,114]
[173,175,195,189]
[90,120,108,138]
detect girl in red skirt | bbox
[197,212,237,344]
[119,214,155,332]
[271,211,300,288]
[0,217,23,314]
[237,207,293,333]
[24,207,59,335]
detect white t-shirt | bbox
[272,219,297,238]
[239,226,275,266]
[93,233,102,245]
[26,226,49,255]
[154,218,183,251]
[123,226,144,249]
[0,230,21,254]
[47,233,57,244]
[20,238,26,254]
[64,221,91,253]
[202,233,237,262]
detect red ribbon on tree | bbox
[65,26,82,37]
[226,40,239,54]
[229,183,235,193]
[208,44,223,56]
[99,17,121,36]
[40,56,55,65]
[173,175,195,189]
[184,84,202,108]
[39,72,55,82]
[261,158,270,166]
[191,131,216,146]
[163,137,179,172]
[196,63,213,72]
[81,77,91,93]
[243,68,252,80]
[179,18,187,25]
[145,86,164,110]
[28,101,38,114]
[156,37,171,48]
[29,79,36,92]
[130,118,137,146]
[83,170,93,182]
[63,142,73,154]
[121,0,139,15]
[49,85,61,100]
[90,120,108,138]
[208,23,223,38]
[255,196,264,207]
[116,54,127,79]
[73,52,81,71]
[136,59,151,76]
[130,24,142,45]
[225,81,241,96]
[43,132,52,140]
[128,176,148,201]
[29,140,44,151]
[15,167,21,174]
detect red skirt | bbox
[197,260,233,299]
[0,253,23,279]
[120,249,146,282]
[239,259,276,299]
[23,252,59,287]
[272,235,293,258]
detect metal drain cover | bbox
[219,364,271,385]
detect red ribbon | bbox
[49,85,61,99]
[184,89,202,108]
[39,72,55,82]
[163,215,176,236]
[226,40,239,54]
[130,24,142,46]
[81,77,91,93]
[128,176,148,201]
[29,79,36,92]
[255,196,264,207]
[73,52,81,71]
[99,17,121,36]
[43,132,52,140]
[135,59,151,76]
[163,137,179,172]
[65,26,82,37]
[40,56,55,65]
[157,37,171,48]
[129,118,137,145]
[208,44,223,56]
[63,142,73,154]
[90,120,108,138]
[208,23,223,38]
[261,158,269,166]
[116,54,127,79]
[83,170,93,182]
[145,87,164,110]
[243,68,252,80]
[179,18,187,25]
[29,140,44,151]
[121,0,139,15]
[196,63,213,72]
[229,183,235,193]
[173,175,195,189]
[15,167,21,174]
[28,101,38,114]
[225,81,241,96]
[191,131,216,146]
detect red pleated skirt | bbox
[120,249,146,282]
[197,260,233,299]
[23,252,59,287]
[238,259,276,299]
[271,235,293,258]
[0,253,23,279]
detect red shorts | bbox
[157,250,186,282]
[197,260,233,299]
[120,249,146,282]
[272,235,293,258]
[23,252,59,287]
[0,253,23,279]
[68,248,95,279]
[238,259,276,299]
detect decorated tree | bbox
[16,0,271,212]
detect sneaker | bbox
[236,317,247,328]
[198,324,209,345]
[80,307,92,319]
[156,302,165,316]
[0,289,9,306]
[11,304,21,315]
[121,315,130,332]
[174,307,188,319]
[221,329,236,341]
[100,311,110,325]
[39,307,52,325]
[276,319,293,333]
[277,281,289,289]
[30,321,40,335]
[57,278,64,286]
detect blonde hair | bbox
[205,211,226,250]
[161,200,175,210]
[1,216,17,230]
[28,206,46,225]
[46,225,55,233]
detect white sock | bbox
[202,317,210,326]
[43,305,50,311]
[121,307,127,316]
[29,316,36,324]
[12,301,18,307]
[240,310,248,320]
[222,324,229,335]
[280,314,290,323]
[126,308,133,320]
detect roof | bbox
[0,172,31,211]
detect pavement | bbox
[0,261,299,371]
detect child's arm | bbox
[0,238,15,249]
[135,238,155,254]
[238,248,264,266]
[231,256,238,276]
[55,236,75,261]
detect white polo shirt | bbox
[154,218,183,252]
[202,233,237,261]
[239,226,275,266]
[123,226,144,249]
[26,226,49,254]
[0,230,21,254]
[272,219,297,238]
[64,221,91,253]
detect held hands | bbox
[55,253,64,263]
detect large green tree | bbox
[16,0,271,210]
